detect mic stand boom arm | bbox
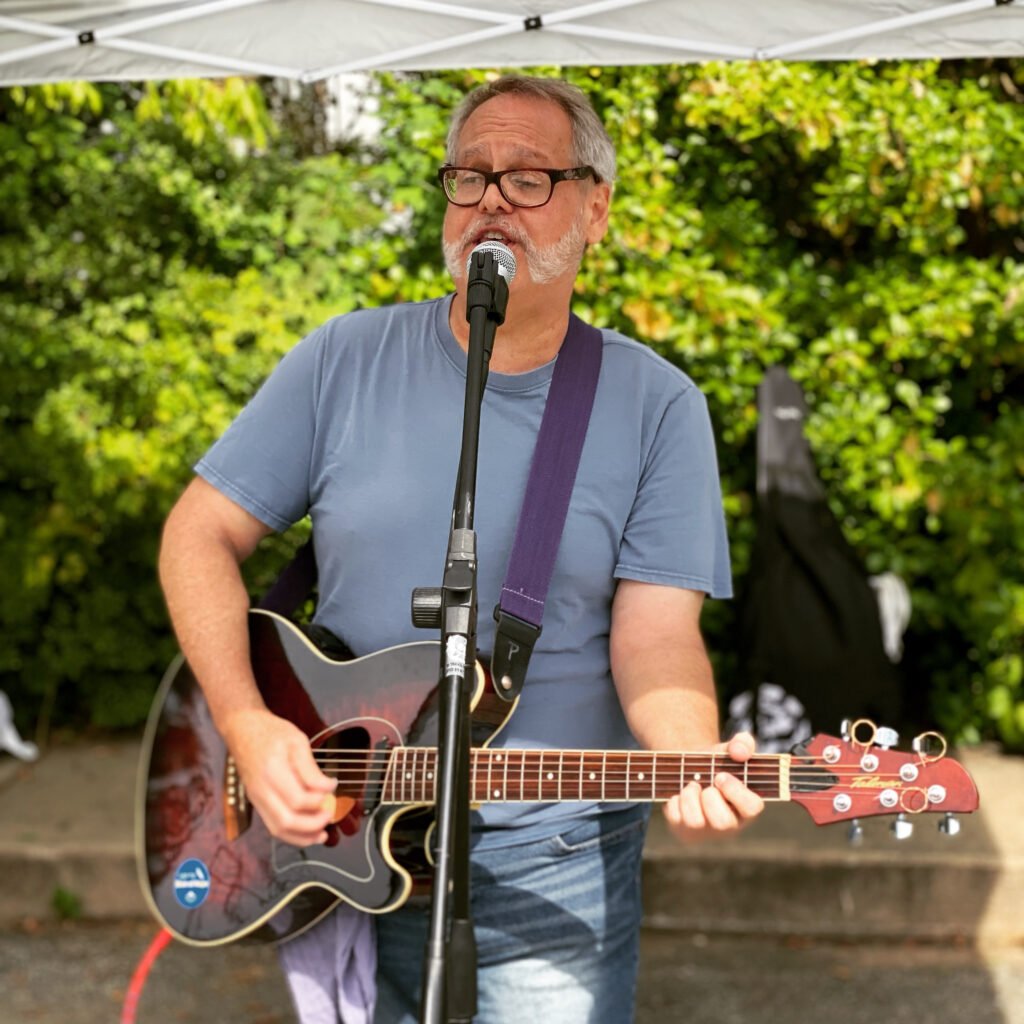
[411,250,510,1024]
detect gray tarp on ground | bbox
[0,0,1022,86]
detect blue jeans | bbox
[375,806,649,1024]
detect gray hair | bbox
[446,74,617,187]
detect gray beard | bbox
[443,213,587,287]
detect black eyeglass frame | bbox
[437,165,598,208]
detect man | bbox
[159,74,764,1023]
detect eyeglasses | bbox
[437,165,597,209]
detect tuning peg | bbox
[875,726,900,750]
[840,718,853,741]
[847,819,864,846]
[890,813,914,841]
[938,813,961,837]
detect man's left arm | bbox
[610,578,765,838]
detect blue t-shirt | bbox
[197,295,731,845]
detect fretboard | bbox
[380,748,791,805]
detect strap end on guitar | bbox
[490,605,541,702]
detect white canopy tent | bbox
[0,0,1022,86]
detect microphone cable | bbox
[120,926,173,1024]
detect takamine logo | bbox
[173,858,211,909]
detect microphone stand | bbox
[411,249,510,1024]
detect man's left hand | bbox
[663,731,765,840]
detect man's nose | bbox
[479,180,514,213]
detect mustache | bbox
[450,220,529,252]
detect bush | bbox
[1,62,1021,749]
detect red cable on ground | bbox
[121,926,173,1024]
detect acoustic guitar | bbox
[136,609,979,946]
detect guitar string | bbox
[311,749,929,763]
[308,752,932,780]
[308,768,924,787]
[308,760,933,780]
[307,752,941,784]
[309,750,929,769]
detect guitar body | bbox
[136,609,497,946]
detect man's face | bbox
[442,93,610,292]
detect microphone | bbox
[465,240,517,286]
[465,241,516,327]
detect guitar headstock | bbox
[789,719,979,838]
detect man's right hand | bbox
[221,708,337,847]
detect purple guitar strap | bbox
[490,312,603,699]
[258,538,317,615]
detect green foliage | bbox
[370,62,1023,748]
[1,62,1021,750]
[1,80,388,735]
[50,886,83,921]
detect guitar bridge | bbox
[224,755,252,841]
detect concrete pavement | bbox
[3,922,1024,1024]
[0,735,1021,944]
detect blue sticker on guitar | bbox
[173,858,211,909]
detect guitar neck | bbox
[381,748,794,805]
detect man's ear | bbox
[584,181,611,245]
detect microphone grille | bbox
[466,241,517,283]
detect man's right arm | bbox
[158,477,335,846]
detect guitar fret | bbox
[519,750,526,803]
[601,751,607,801]
[778,754,790,801]
[635,752,648,798]
[651,752,658,801]
[558,751,564,801]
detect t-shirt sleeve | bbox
[194,325,326,532]
[614,386,733,598]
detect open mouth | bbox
[472,229,516,248]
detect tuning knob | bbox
[890,813,914,840]
[875,726,900,750]
[938,813,961,837]
[847,818,864,846]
